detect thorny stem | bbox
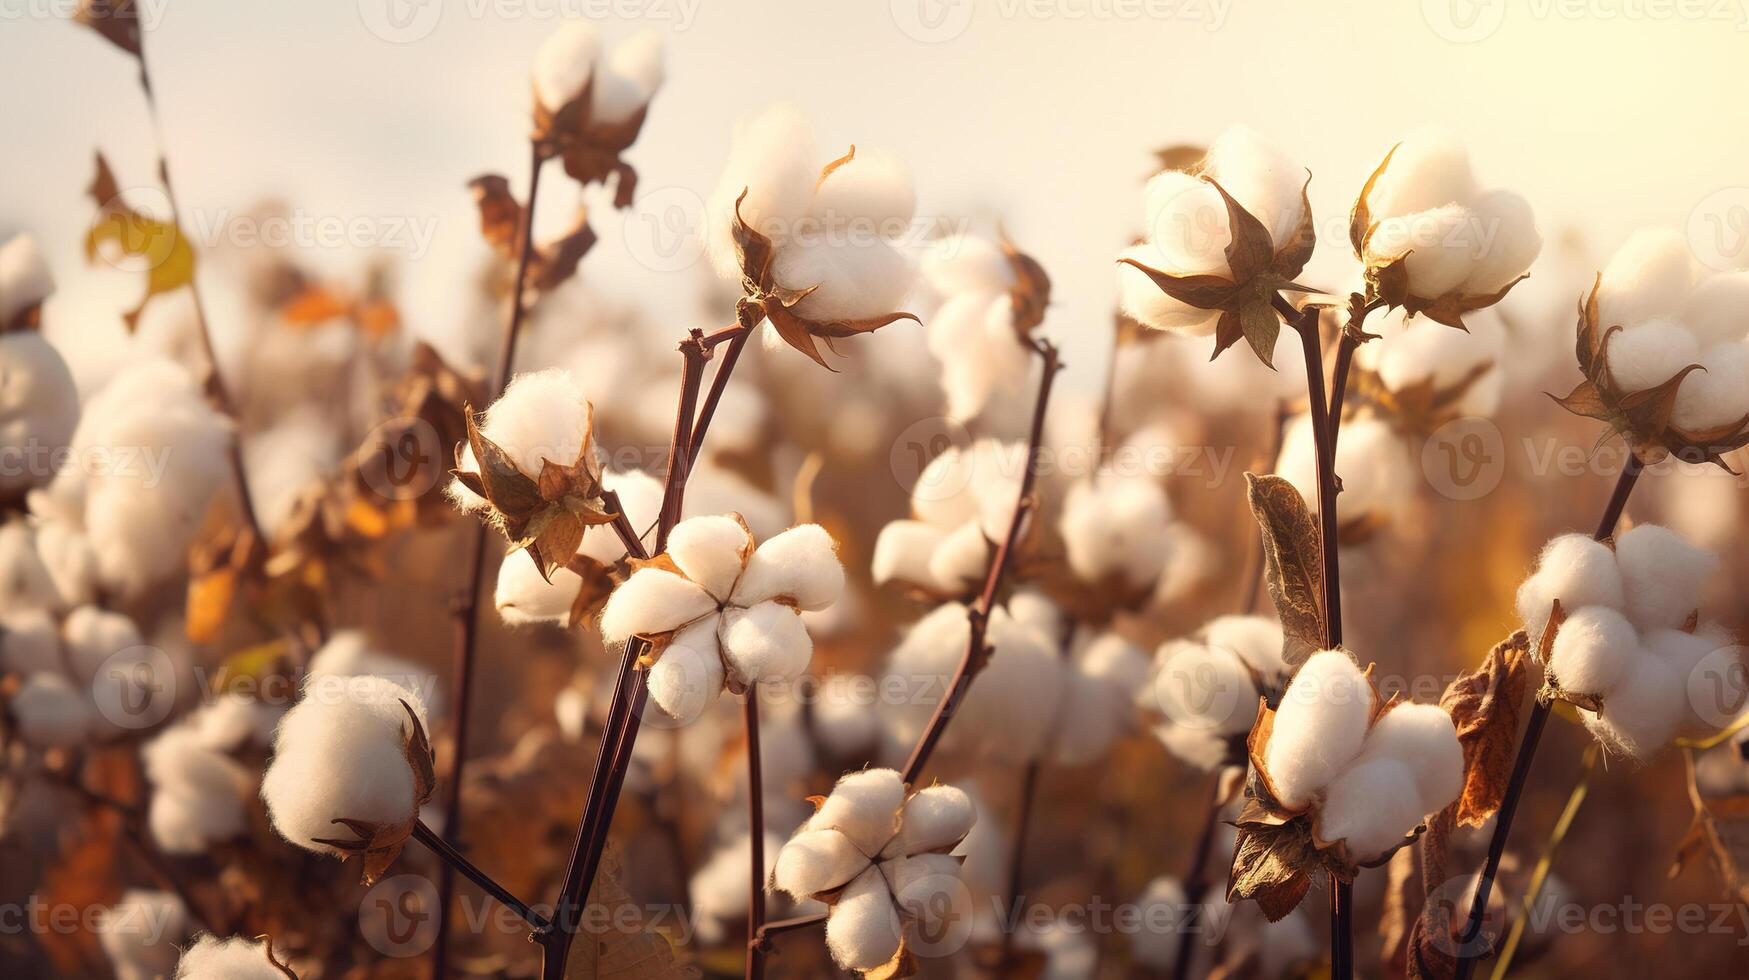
[752,339,1065,959]
[1168,775,1227,980]
[412,820,550,933]
[1452,456,1643,980]
[433,140,549,980]
[134,41,264,548]
[744,692,768,980]
[1486,746,1599,980]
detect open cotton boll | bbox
[1118,245,1220,336]
[1203,615,1288,679]
[923,234,1016,295]
[450,370,595,499]
[1155,640,1259,736]
[1366,204,1479,299]
[1265,651,1374,808]
[598,568,717,645]
[871,519,945,589]
[731,523,844,610]
[950,608,1069,762]
[774,828,869,898]
[706,103,819,280]
[147,783,247,854]
[771,238,912,323]
[1596,229,1695,328]
[1201,126,1307,248]
[667,515,754,601]
[879,784,975,858]
[826,865,903,972]
[0,233,55,326]
[926,520,989,594]
[242,411,343,539]
[494,550,584,626]
[1059,472,1171,590]
[1139,171,1233,276]
[1604,318,1700,393]
[99,889,186,980]
[1457,188,1542,295]
[1515,533,1626,642]
[1366,128,1477,220]
[174,934,286,979]
[143,728,251,805]
[719,602,812,686]
[882,852,964,932]
[1614,524,1718,631]
[1547,605,1638,698]
[0,332,79,495]
[646,618,725,724]
[1315,756,1426,862]
[1583,658,1685,759]
[0,608,60,674]
[1130,877,1190,969]
[63,605,144,684]
[1684,271,1749,346]
[11,671,93,747]
[809,768,905,855]
[192,693,283,752]
[1671,341,1749,432]
[1355,704,1463,811]
[532,20,600,112]
[590,29,664,124]
[811,148,916,233]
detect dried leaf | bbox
[73,0,141,56]
[1244,473,1326,665]
[1350,143,1400,259]
[1675,748,1749,906]
[84,152,198,333]
[1439,631,1532,827]
[563,847,697,979]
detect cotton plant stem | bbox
[1167,775,1227,980]
[744,692,769,980]
[411,820,551,933]
[1452,457,1644,980]
[1329,878,1354,977]
[1486,745,1599,980]
[431,140,549,980]
[992,754,1044,974]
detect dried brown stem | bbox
[412,819,549,932]
[744,691,768,980]
[1168,774,1227,980]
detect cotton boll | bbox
[911,444,981,529]
[1356,703,1463,812]
[305,631,437,713]
[1007,590,1065,642]
[1684,271,1749,346]
[707,104,818,280]
[1457,188,1541,295]
[0,521,58,611]
[871,519,945,588]
[879,784,975,858]
[1118,244,1221,336]
[0,233,55,326]
[646,619,725,725]
[1203,615,1288,680]
[731,523,844,610]
[11,671,93,747]
[957,608,1069,762]
[923,234,1015,295]
[495,551,583,626]
[772,237,912,323]
[825,865,903,971]
[1365,129,1477,221]
[1547,605,1639,699]
[143,728,251,807]
[147,787,245,855]
[1130,877,1190,969]
[174,934,286,979]
[63,605,144,684]
[667,515,754,601]
[882,852,964,931]
[532,21,600,112]
[1367,204,1479,300]
[1604,318,1700,393]
[591,29,663,124]
[1139,171,1233,276]
[599,568,717,645]
[1315,757,1425,862]
[99,889,187,980]
[1154,641,1259,736]
[1596,229,1696,329]
[0,608,59,674]
[1584,658,1684,759]
[1515,534,1626,642]
[810,768,905,855]
[1614,524,1718,631]
[1201,126,1307,249]
[926,520,989,594]
[1265,651,1374,808]
[719,602,812,686]
[811,148,916,232]
[466,369,595,484]
[1059,472,1170,590]
[0,332,79,495]
[1672,341,1749,432]
[773,828,869,898]
[1329,417,1412,523]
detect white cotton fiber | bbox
[1367,204,1479,300]
[1118,244,1220,336]
[955,608,1069,762]
[468,369,595,485]
[1139,170,1232,277]
[34,519,96,609]
[810,768,905,856]
[598,567,717,645]
[1154,641,1259,736]
[0,332,79,495]
[926,520,990,595]
[1614,524,1718,631]
[0,608,60,675]
[1684,271,1749,346]
[1584,658,1685,760]
[1547,605,1639,698]
[689,832,784,943]
[1200,125,1307,249]
[577,468,663,564]
[773,827,869,898]
[1276,415,1410,528]
[1604,318,1700,393]
[731,523,844,611]
[173,934,285,979]
[143,728,250,805]
[825,865,903,971]
[667,515,753,601]
[1515,533,1626,642]
[1130,877,1190,968]
[1203,615,1288,679]
[1315,756,1425,863]
[879,784,975,858]
[881,852,963,931]
[1459,188,1542,295]
[590,29,663,124]
[923,234,1015,296]
[0,521,58,611]
[1059,472,1171,590]
[11,671,92,747]
[63,605,146,681]
[494,551,582,626]
[771,238,912,324]
[1364,128,1477,220]
[305,631,436,713]
[1671,341,1749,432]
[532,21,600,112]
[707,103,818,279]
[870,519,945,589]
[1596,229,1695,328]
[0,233,55,326]
[99,889,186,980]
[719,602,811,686]
[811,148,916,233]
[191,693,283,752]
[1355,703,1464,812]
[645,618,725,724]
[1265,651,1374,808]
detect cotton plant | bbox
[1553,228,1749,466]
[173,934,296,979]
[0,235,79,499]
[871,439,1024,598]
[1348,304,1508,428]
[771,768,977,974]
[705,103,921,367]
[530,22,664,203]
[1515,525,1746,759]
[598,515,845,724]
[97,889,189,980]
[1274,412,1414,538]
[1057,468,1180,609]
[260,673,436,883]
[493,468,660,627]
[143,692,284,854]
[0,603,179,748]
[304,629,440,714]
[1148,615,1291,771]
[27,357,233,599]
[918,232,1051,421]
[1352,127,1542,327]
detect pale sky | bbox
[4,0,1748,392]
